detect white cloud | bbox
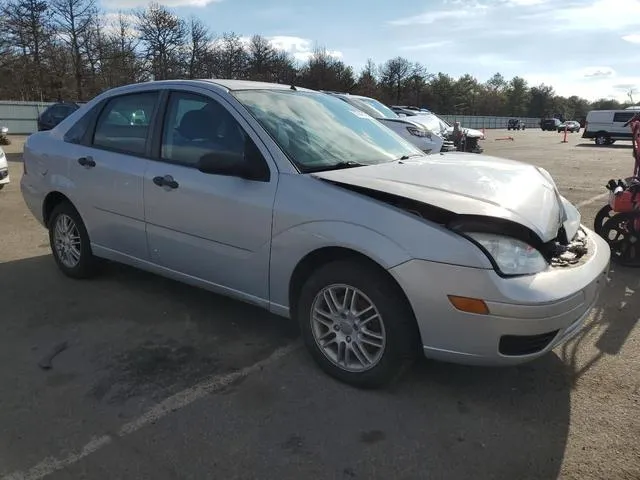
[388,6,487,26]
[581,66,616,78]
[400,41,452,51]
[221,36,343,62]
[523,67,640,101]
[102,0,222,8]
[537,0,640,31]
[100,12,138,36]
[622,33,640,43]
[505,0,548,5]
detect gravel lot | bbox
[0,129,638,480]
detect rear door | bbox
[66,90,160,260]
[612,111,635,138]
[143,87,278,303]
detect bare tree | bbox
[271,49,296,84]
[355,59,379,98]
[136,2,187,80]
[247,34,276,81]
[187,16,211,79]
[95,12,145,89]
[379,56,411,103]
[52,0,96,100]
[2,0,53,99]
[213,32,248,79]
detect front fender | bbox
[268,220,413,313]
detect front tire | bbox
[48,201,98,279]
[297,260,419,389]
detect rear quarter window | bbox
[63,103,101,144]
[613,112,635,123]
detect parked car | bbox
[0,144,9,190]
[507,119,525,130]
[389,105,421,117]
[557,121,580,133]
[21,79,611,388]
[540,118,561,131]
[391,105,431,116]
[582,110,636,145]
[37,102,83,131]
[324,92,445,154]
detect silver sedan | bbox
[21,79,610,388]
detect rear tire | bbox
[48,201,98,279]
[297,259,419,389]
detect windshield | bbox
[350,97,399,120]
[233,89,423,172]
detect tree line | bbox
[0,0,636,120]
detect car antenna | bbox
[290,84,297,91]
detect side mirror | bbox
[196,151,249,177]
[195,137,270,182]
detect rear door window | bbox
[613,112,634,123]
[92,92,159,156]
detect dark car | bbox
[37,102,82,131]
[507,119,525,130]
[557,120,580,133]
[540,118,561,131]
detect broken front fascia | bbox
[322,180,587,275]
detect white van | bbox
[582,110,636,145]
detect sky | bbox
[99,0,640,102]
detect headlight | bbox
[465,232,548,276]
[407,126,432,139]
[0,126,7,134]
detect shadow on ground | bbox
[5,152,22,163]
[576,143,633,149]
[0,254,298,410]
[560,264,639,383]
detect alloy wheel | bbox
[53,213,82,268]
[310,284,386,372]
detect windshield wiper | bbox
[396,153,424,161]
[304,160,367,173]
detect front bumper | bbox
[389,226,610,366]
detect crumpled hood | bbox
[311,153,575,243]
[445,126,484,138]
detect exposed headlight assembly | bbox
[464,232,548,276]
[407,126,432,140]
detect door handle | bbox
[77,156,95,168]
[153,175,179,189]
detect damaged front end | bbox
[322,179,589,277]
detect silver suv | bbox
[21,80,610,388]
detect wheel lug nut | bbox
[334,325,340,331]
[346,336,351,343]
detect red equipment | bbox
[594,113,640,265]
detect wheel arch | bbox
[287,246,417,327]
[42,191,76,227]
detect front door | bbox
[144,89,278,303]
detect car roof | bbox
[203,79,315,92]
[98,79,317,99]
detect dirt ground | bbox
[0,129,638,480]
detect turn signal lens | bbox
[447,295,489,315]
